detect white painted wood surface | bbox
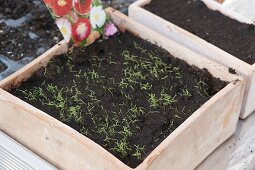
[129,0,255,119]
[0,8,245,170]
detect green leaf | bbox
[92,0,102,6]
[80,39,87,47]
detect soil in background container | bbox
[11,32,227,168]
[0,61,6,72]
[145,0,255,64]
[102,0,136,14]
[0,0,62,77]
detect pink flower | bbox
[104,23,118,37]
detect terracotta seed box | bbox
[129,0,255,119]
[0,8,245,170]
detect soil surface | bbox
[145,0,255,64]
[0,0,62,78]
[0,61,6,72]
[11,32,227,168]
[0,0,135,78]
[102,0,136,14]
[0,0,62,60]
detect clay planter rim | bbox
[0,79,243,170]
[0,8,245,170]
[202,0,253,24]
[129,0,255,119]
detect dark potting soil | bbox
[102,0,136,14]
[145,0,255,65]
[0,0,33,19]
[0,61,6,72]
[229,68,237,74]
[0,0,62,61]
[11,32,227,168]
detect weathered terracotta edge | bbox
[129,0,252,73]
[202,0,253,24]
[108,7,244,169]
[139,79,244,170]
[109,7,241,82]
[0,89,130,170]
[0,8,245,170]
[128,0,254,118]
